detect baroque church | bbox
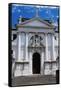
[11,12,59,78]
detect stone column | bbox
[18,33,21,61]
[51,34,55,75]
[41,49,44,75]
[26,33,28,61]
[45,33,48,61]
[52,34,55,61]
[29,52,32,75]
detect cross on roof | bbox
[35,6,40,17]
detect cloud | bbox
[40,6,49,8]
[56,15,59,18]
[18,9,21,13]
[36,6,41,8]
[12,7,17,13]
[40,6,58,9]
[12,4,22,7]
[50,7,58,9]
[12,4,34,7]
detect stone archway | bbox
[32,52,40,74]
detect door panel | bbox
[32,52,40,74]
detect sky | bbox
[11,4,59,28]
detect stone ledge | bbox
[15,61,29,64]
[44,61,56,63]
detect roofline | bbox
[17,17,55,28]
[17,25,55,29]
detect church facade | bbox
[12,17,59,77]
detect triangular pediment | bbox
[17,17,54,29]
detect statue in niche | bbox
[29,34,43,47]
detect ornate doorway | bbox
[32,52,40,74]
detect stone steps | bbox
[12,75,56,87]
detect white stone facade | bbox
[12,18,59,77]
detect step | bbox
[12,75,56,87]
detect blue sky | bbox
[11,4,59,28]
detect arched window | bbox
[12,34,17,41]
